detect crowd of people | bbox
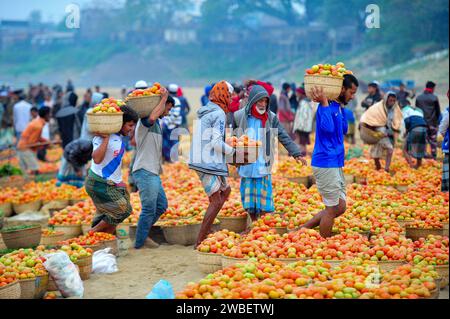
[0,76,448,248]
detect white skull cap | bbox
[135,80,148,89]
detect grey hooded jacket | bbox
[189,101,234,176]
[232,85,302,170]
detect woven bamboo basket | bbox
[276,257,303,265]
[47,276,58,292]
[40,232,65,246]
[218,216,247,233]
[443,223,449,237]
[42,199,70,209]
[221,255,249,269]
[162,223,202,246]
[0,280,21,299]
[53,224,82,240]
[304,75,343,100]
[100,239,119,256]
[354,176,367,185]
[0,176,27,190]
[377,260,407,272]
[19,274,48,299]
[435,265,449,287]
[126,95,162,118]
[344,174,355,185]
[405,227,444,241]
[0,202,13,217]
[272,227,288,236]
[70,199,86,205]
[396,220,414,229]
[13,200,42,214]
[87,112,123,134]
[396,185,409,193]
[359,125,385,145]
[75,255,92,281]
[196,251,223,274]
[34,274,49,299]
[1,225,42,249]
[287,176,309,187]
[83,243,102,252]
[81,224,91,235]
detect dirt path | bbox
[82,243,204,299]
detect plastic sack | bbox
[92,248,118,274]
[146,280,175,299]
[64,139,93,168]
[43,252,84,298]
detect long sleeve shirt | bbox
[311,101,348,168]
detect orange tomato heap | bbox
[226,135,261,148]
[91,98,124,114]
[197,230,242,254]
[128,82,162,97]
[410,235,449,266]
[0,248,47,280]
[218,199,247,218]
[0,187,20,204]
[42,229,64,237]
[253,213,288,228]
[56,243,93,263]
[58,232,115,248]
[275,156,313,178]
[305,62,353,77]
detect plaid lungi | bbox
[407,126,427,159]
[240,175,275,216]
[85,170,132,227]
[442,153,449,193]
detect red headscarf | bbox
[209,81,231,113]
[251,102,269,128]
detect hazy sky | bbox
[0,0,125,22]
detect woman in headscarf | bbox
[360,91,403,172]
[232,84,306,224]
[189,81,236,247]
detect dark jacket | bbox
[269,94,278,114]
[404,115,428,133]
[416,91,441,127]
[361,92,382,110]
[232,85,302,171]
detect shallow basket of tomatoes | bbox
[217,216,248,234]
[0,279,21,299]
[405,227,444,242]
[1,225,42,250]
[161,223,202,246]
[126,95,162,118]
[52,225,82,240]
[221,255,249,269]
[40,231,65,246]
[196,251,223,274]
[13,200,42,215]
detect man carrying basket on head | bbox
[302,74,359,238]
[231,83,306,224]
[360,92,403,173]
[85,105,139,235]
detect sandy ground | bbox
[82,243,205,299]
